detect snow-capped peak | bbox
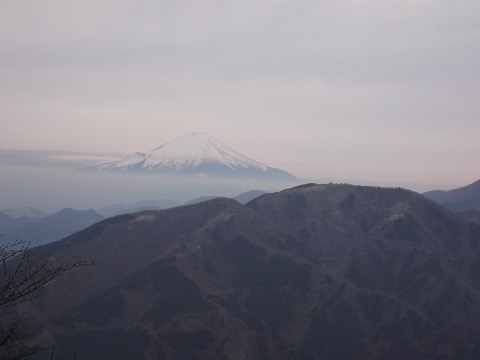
[90,132,296,180]
[144,132,266,170]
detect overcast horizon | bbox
[1,1,479,210]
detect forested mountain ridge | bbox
[21,184,480,359]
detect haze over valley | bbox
[0,133,300,212]
[0,131,475,213]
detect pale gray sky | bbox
[1,0,479,190]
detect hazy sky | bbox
[1,0,479,193]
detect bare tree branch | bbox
[0,235,92,358]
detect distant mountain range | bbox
[1,191,268,246]
[423,179,480,211]
[1,208,104,247]
[87,132,296,180]
[0,211,35,235]
[96,190,267,216]
[20,183,480,359]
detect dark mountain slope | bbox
[20,184,480,359]
[459,209,480,224]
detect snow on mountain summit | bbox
[145,132,267,170]
[90,133,296,180]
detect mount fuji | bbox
[89,133,296,180]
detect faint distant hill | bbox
[183,196,220,206]
[96,199,179,217]
[233,190,267,204]
[1,206,49,219]
[86,132,296,181]
[184,190,267,206]
[423,179,480,211]
[0,211,37,235]
[2,208,104,247]
[0,211,13,233]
